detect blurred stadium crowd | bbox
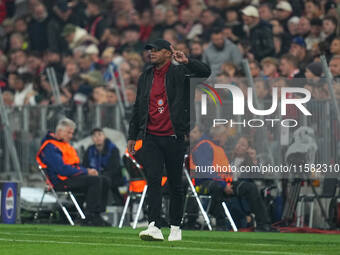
[0,0,340,108]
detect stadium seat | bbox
[35,165,86,226]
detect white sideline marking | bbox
[0,231,283,247]
[0,237,320,255]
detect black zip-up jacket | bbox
[128,58,211,140]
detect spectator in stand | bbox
[305,18,322,52]
[177,8,202,41]
[139,9,153,42]
[165,7,180,31]
[258,3,274,22]
[27,51,44,76]
[124,85,137,105]
[329,55,340,78]
[330,38,340,58]
[2,90,14,106]
[298,16,311,38]
[275,1,293,32]
[120,25,144,54]
[189,41,204,61]
[106,88,118,105]
[85,0,109,43]
[249,60,261,78]
[241,5,275,62]
[270,19,290,55]
[91,85,107,105]
[61,23,98,53]
[261,57,279,79]
[202,28,242,77]
[289,37,313,71]
[304,0,322,20]
[320,15,337,59]
[304,61,327,99]
[148,5,167,42]
[61,60,79,87]
[287,17,300,37]
[199,8,224,42]
[0,18,14,52]
[279,54,304,79]
[255,79,271,101]
[9,33,26,51]
[224,8,245,43]
[12,72,34,106]
[28,2,49,52]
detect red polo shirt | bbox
[147,61,174,136]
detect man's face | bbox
[200,11,215,26]
[298,17,311,36]
[289,44,305,59]
[262,63,277,77]
[149,48,171,64]
[234,137,249,156]
[57,126,74,143]
[211,33,224,50]
[250,62,260,77]
[242,15,253,26]
[259,6,272,21]
[92,131,105,147]
[330,59,340,76]
[190,43,202,57]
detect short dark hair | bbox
[324,15,337,26]
[91,127,103,135]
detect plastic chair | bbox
[35,165,86,226]
[119,151,148,229]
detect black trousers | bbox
[207,180,270,226]
[55,175,110,214]
[141,134,186,228]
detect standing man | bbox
[128,39,211,241]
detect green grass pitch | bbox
[1,224,340,255]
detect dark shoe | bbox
[254,224,279,232]
[82,214,111,227]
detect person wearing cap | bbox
[62,23,98,51]
[242,5,275,61]
[304,62,327,99]
[128,39,210,241]
[275,1,293,32]
[289,36,313,71]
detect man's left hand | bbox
[170,45,188,64]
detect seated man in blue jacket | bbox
[83,128,125,205]
[36,118,110,226]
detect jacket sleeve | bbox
[128,74,143,140]
[182,58,211,78]
[82,148,90,168]
[41,143,88,177]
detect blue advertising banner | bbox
[1,182,17,224]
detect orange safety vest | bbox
[36,138,81,181]
[189,139,232,183]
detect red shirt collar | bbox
[154,60,171,75]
